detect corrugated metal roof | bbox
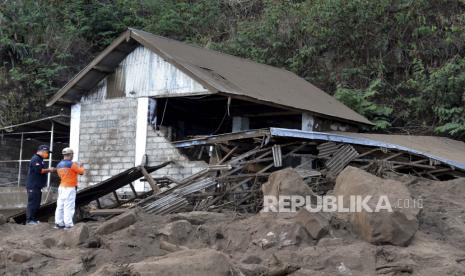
[48,29,372,126]
[269,128,465,170]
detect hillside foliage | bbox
[1,0,465,137]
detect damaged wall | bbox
[75,97,206,190]
[144,126,207,187]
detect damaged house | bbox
[46,28,372,191]
[10,28,465,222]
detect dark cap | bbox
[37,145,52,153]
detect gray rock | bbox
[96,210,138,235]
[61,223,90,247]
[157,220,192,244]
[294,209,329,240]
[334,166,419,246]
[130,249,237,276]
[261,168,316,211]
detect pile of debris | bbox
[10,129,465,232]
[2,166,465,275]
[128,131,465,217]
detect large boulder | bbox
[334,166,419,246]
[96,210,138,235]
[261,168,315,211]
[130,249,238,276]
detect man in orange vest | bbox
[55,147,85,229]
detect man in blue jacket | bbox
[25,145,56,225]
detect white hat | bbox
[62,147,74,155]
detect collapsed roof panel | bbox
[270,128,465,171]
[174,127,465,171]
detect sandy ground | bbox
[1,175,465,276]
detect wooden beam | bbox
[427,167,454,174]
[140,166,160,193]
[357,148,380,158]
[93,65,114,74]
[96,198,102,209]
[218,146,238,164]
[240,111,300,118]
[112,191,121,205]
[383,152,404,161]
[129,182,138,198]
[392,159,428,169]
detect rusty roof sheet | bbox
[48,29,371,126]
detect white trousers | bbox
[55,186,76,227]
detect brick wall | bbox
[77,97,207,189]
[145,126,207,186]
[79,98,138,187]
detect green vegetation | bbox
[1,0,465,137]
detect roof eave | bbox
[46,30,132,107]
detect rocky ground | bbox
[1,167,465,276]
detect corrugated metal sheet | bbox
[120,46,210,98]
[142,177,217,214]
[81,46,211,101]
[325,144,359,176]
[270,128,465,170]
[317,142,341,158]
[81,79,107,102]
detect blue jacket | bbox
[26,154,47,190]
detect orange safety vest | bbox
[56,160,85,187]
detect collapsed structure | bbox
[46,28,371,191]
[37,28,465,218]
[4,28,465,276]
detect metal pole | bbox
[17,132,24,187]
[47,121,54,188]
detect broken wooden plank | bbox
[140,165,160,193]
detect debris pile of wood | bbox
[132,132,464,215]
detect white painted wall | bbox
[232,116,250,132]
[134,97,149,191]
[70,104,81,161]
[302,112,315,131]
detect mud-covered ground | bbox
[1,174,465,276]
